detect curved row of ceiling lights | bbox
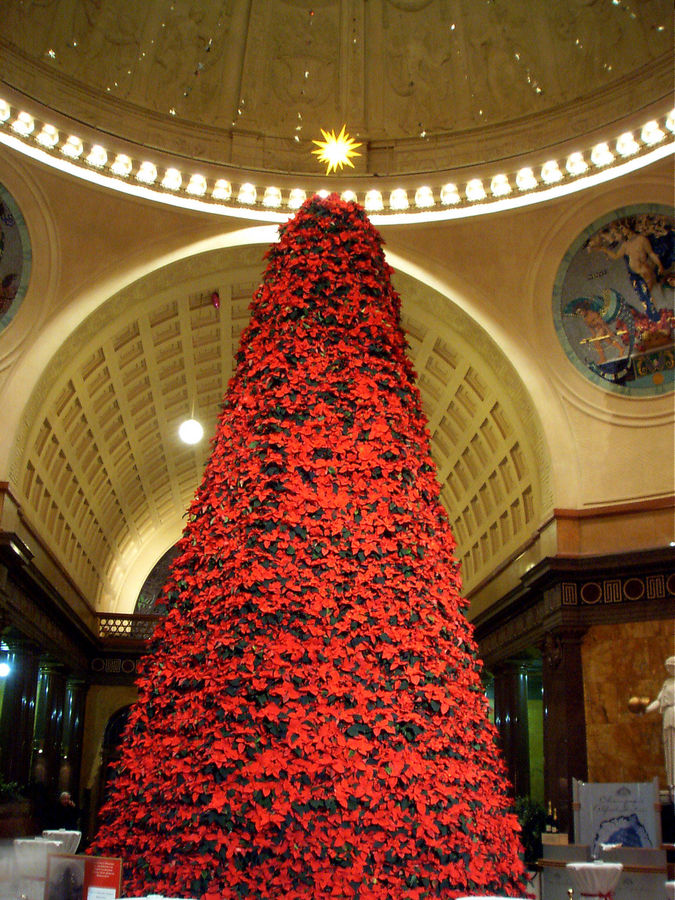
[0,97,673,225]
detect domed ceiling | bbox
[2,0,673,177]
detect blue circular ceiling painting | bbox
[553,204,674,395]
[0,182,32,333]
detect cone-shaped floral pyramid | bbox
[90,195,526,898]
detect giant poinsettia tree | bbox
[90,195,526,899]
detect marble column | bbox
[542,628,588,835]
[493,660,531,798]
[58,677,88,799]
[0,641,39,786]
[30,659,67,795]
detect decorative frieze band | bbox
[561,571,674,606]
[477,563,674,665]
[91,656,138,676]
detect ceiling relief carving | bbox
[264,4,339,123]
[2,0,671,175]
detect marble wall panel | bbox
[582,620,673,786]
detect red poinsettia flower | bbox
[89,194,526,899]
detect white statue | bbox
[645,656,675,799]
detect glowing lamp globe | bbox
[178,418,204,445]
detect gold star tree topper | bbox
[311,125,363,174]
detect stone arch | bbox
[8,238,553,610]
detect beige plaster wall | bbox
[80,684,138,796]
[389,163,675,514]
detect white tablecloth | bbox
[566,861,623,897]
[42,828,82,854]
[0,851,16,900]
[665,880,675,900]
[13,839,63,900]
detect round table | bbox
[566,861,623,899]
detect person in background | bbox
[52,791,81,829]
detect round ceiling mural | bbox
[0,182,31,333]
[553,204,674,395]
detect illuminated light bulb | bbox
[0,99,11,122]
[0,662,10,678]
[61,135,84,158]
[364,189,383,211]
[288,188,306,209]
[465,179,486,202]
[516,167,537,191]
[566,152,587,176]
[11,112,35,136]
[340,190,357,203]
[237,182,257,204]
[36,124,59,148]
[665,110,675,133]
[541,160,563,183]
[212,179,232,200]
[136,161,157,184]
[186,173,207,196]
[590,142,614,167]
[262,186,282,207]
[641,120,664,145]
[616,131,639,157]
[490,173,511,196]
[178,418,203,445]
[110,154,132,177]
[440,183,460,205]
[86,145,107,167]
[162,168,182,190]
[317,189,330,199]
[414,186,434,208]
[389,188,409,210]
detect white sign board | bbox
[573,778,661,857]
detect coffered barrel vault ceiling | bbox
[2,0,673,175]
[10,248,549,613]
